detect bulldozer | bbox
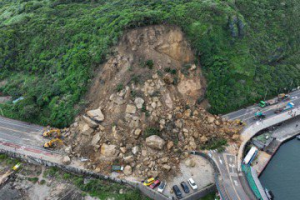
[43,138,63,149]
[42,128,61,138]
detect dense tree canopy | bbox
[0,0,299,127]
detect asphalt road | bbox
[223,90,300,124]
[0,116,61,156]
[214,89,300,200]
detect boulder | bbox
[232,134,240,141]
[123,155,134,164]
[91,133,101,146]
[120,147,127,154]
[65,146,72,154]
[132,146,139,155]
[123,165,132,176]
[162,164,171,171]
[134,128,142,139]
[62,156,71,165]
[185,159,196,168]
[100,144,119,157]
[126,104,137,114]
[200,135,208,143]
[146,135,166,150]
[80,124,94,136]
[207,116,215,124]
[110,94,126,105]
[82,115,98,129]
[167,141,174,150]
[87,108,105,122]
[134,97,145,109]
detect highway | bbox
[0,90,300,200]
[0,116,62,157]
[223,90,300,124]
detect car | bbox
[111,165,124,172]
[150,180,160,189]
[180,181,190,193]
[143,177,155,186]
[172,185,183,199]
[187,178,198,190]
[157,181,166,193]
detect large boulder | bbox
[62,156,71,165]
[134,97,145,109]
[82,115,98,128]
[185,158,196,168]
[146,135,166,150]
[80,124,94,136]
[91,133,101,147]
[87,108,105,122]
[126,104,136,114]
[123,165,132,176]
[100,144,119,157]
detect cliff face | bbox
[64,25,243,179]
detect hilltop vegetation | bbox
[0,0,299,127]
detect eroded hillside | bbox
[64,25,243,178]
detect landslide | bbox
[64,25,243,179]
[0,0,299,127]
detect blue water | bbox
[259,138,300,200]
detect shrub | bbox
[116,84,124,92]
[145,60,154,69]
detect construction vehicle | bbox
[43,138,63,149]
[274,102,294,114]
[0,163,21,186]
[259,93,290,108]
[259,99,278,108]
[254,112,266,120]
[277,93,290,101]
[42,128,61,138]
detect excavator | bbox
[42,128,61,138]
[43,138,63,149]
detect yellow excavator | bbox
[43,138,63,149]
[42,128,61,138]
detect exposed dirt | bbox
[63,25,243,180]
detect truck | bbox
[274,102,294,114]
[259,99,278,108]
[254,112,266,120]
[259,93,290,108]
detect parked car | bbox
[143,177,155,186]
[111,165,123,172]
[172,185,183,199]
[180,181,190,193]
[150,180,160,189]
[157,181,166,193]
[187,178,198,190]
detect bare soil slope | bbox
[64,25,242,179]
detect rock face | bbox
[145,135,166,150]
[87,108,104,122]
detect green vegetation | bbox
[0,0,299,127]
[27,177,39,183]
[201,192,219,200]
[143,126,161,138]
[201,138,228,152]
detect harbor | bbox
[243,115,300,199]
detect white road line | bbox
[219,156,223,165]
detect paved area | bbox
[271,115,300,141]
[252,151,271,175]
[163,155,214,199]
